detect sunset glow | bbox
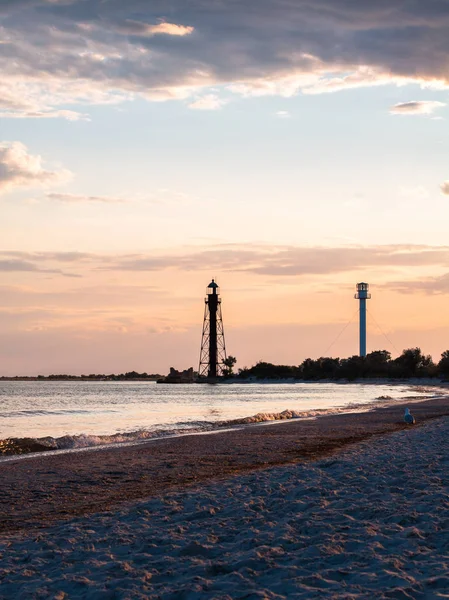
[1,1,449,375]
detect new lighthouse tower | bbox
[354,282,371,357]
[199,279,227,379]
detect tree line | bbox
[235,348,449,381]
[40,371,163,381]
[0,371,163,381]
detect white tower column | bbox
[354,283,371,357]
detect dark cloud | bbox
[0,259,42,272]
[0,256,82,276]
[1,1,449,116]
[390,100,446,115]
[0,251,94,262]
[3,244,449,278]
[387,273,449,295]
[103,244,449,276]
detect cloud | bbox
[441,181,449,195]
[5,243,449,291]
[3,244,449,280]
[0,258,79,277]
[0,79,130,122]
[0,141,72,194]
[100,244,449,276]
[390,101,446,115]
[0,259,42,273]
[0,251,95,264]
[0,283,162,313]
[188,94,227,110]
[387,273,449,295]
[0,109,90,121]
[275,111,291,118]
[2,1,449,117]
[47,192,127,203]
[47,189,192,205]
[228,69,325,98]
[117,21,194,37]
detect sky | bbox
[1,0,449,375]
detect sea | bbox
[0,381,442,458]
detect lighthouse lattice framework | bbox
[199,279,227,378]
[354,282,371,357]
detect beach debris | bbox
[404,408,415,425]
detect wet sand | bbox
[1,396,448,534]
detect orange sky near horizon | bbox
[1,245,449,375]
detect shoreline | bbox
[1,376,448,384]
[2,395,449,535]
[2,384,446,459]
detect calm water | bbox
[0,381,437,453]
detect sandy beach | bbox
[1,395,449,534]
[1,397,449,598]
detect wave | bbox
[1,409,103,418]
[0,426,205,456]
[0,408,334,457]
[221,408,339,425]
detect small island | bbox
[157,367,196,384]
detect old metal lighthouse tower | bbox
[354,282,371,357]
[199,279,227,379]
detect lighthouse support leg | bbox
[208,295,218,378]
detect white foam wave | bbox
[222,409,313,425]
[41,424,214,450]
[0,422,216,456]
